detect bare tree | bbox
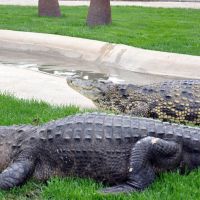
[87,0,111,26]
[38,0,61,17]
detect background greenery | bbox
[0,6,199,55]
[0,4,199,199]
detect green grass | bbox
[0,93,80,126]
[0,6,200,55]
[2,172,200,200]
[1,93,200,199]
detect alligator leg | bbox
[100,136,182,194]
[0,151,35,190]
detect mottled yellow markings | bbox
[182,97,187,101]
[175,93,180,97]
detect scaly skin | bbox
[67,77,200,125]
[0,125,36,172]
[0,113,200,194]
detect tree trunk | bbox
[38,0,61,17]
[87,0,111,26]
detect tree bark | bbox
[38,0,61,17]
[87,0,112,26]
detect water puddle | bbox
[39,66,126,84]
[0,60,187,85]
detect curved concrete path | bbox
[0,30,199,107]
[0,0,199,9]
[1,30,199,79]
[0,63,96,108]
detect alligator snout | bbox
[66,75,80,86]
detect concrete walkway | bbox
[0,0,199,9]
[0,63,96,108]
[1,30,199,79]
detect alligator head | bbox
[67,75,113,101]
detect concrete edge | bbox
[0,29,200,79]
[0,63,97,108]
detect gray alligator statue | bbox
[67,76,200,125]
[1,112,200,194]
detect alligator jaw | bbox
[67,75,105,101]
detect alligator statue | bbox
[67,76,200,125]
[1,112,200,194]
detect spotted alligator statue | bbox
[1,112,200,194]
[67,76,200,125]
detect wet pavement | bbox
[0,48,187,87]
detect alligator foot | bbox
[127,136,182,190]
[0,150,35,190]
[99,183,136,194]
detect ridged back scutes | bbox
[94,113,200,152]
[35,113,200,151]
[60,115,76,141]
[0,125,35,140]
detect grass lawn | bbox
[0,6,199,56]
[1,94,200,200]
